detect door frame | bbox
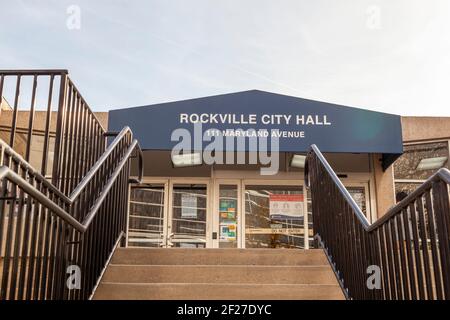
[339,173,375,222]
[130,174,373,248]
[128,177,212,248]
[167,178,212,247]
[212,178,308,249]
[213,179,243,248]
[241,179,309,249]
[342,181,372,222]
[126,179,169,248]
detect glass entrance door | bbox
[346,183,371,221]
[213,181,308,249]
[128,184,167,247]
[128,180,209,248]
[215,182,240,248]
[168,182,209,248]
[128,179,370,249]
[244,184,307,249]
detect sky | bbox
[1,0,450,116]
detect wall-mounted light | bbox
[290,154,306,168]
[416,156,448,171]
[171,152,202,168]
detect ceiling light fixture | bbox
[290,154,306,168]
[171,153,202,168]
[416,156,448,171]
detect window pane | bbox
[219,185,238,248]
[171,184,207,248]
[394,142,449,180]
[348,187,367,216]
[129,186,165,247]
[395,182,422,201]
[245,185,305,249]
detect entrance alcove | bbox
[110,90,403,249]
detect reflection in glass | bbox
[348,187,368,218]
[219,185,238,248]
[245,185,305,249]
[129,185,165,247]
[171,184,207,248]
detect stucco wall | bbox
[402,116,450,142]
[94,112,108,130]
[372,154,396,217]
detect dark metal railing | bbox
[305,144,450,300]
[0,70,143,300]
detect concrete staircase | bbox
[93,248,345,300]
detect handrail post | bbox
[52,72,68,189]
[432,180,450,299]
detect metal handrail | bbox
[0,139,69,201]
[0,139,142,232]
[0,126,143,204]
[65,77,107,132]
[0,128,143,232]
[69,126,142,201]
[305,144,371,229]
[305,143,450,232]
[305,143,450,300]
[369,167,450,231]
[0,69,68,75]
[0,69,143,300]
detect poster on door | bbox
[269,194,304,220]
[181,194,198,218]
[219,199,237,220]
[220,223,237,242]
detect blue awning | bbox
[109,90,403,169]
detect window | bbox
[244,185,305,249]
[129,185,166,247]
[394,141,450,201]
[218,185,239,248]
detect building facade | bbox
[106,91,450,250]
[1,91,449,251]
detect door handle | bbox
[166,233,175,247]
[158,233,165,247]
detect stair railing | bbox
[305,144,450,300]
[0,70,143,300]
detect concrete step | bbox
[93,248,345,300]
[112,248,329,266]
[102,265,338,285]
[94,283,345,300]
